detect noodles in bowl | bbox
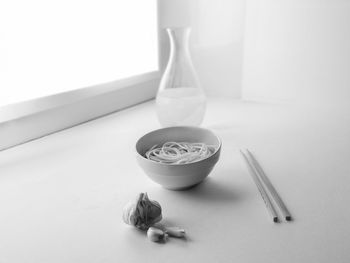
[145,142,217,164]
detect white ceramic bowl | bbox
[136,126,221,190]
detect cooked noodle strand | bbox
[145,142,216,164]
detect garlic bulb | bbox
[147,227,168,242]
[122,193,162,230]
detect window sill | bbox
[0,71,160,151]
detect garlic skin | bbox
[122,193,162,230]
[147,227,168,242]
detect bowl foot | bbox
[163,182,202,191]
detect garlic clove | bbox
[164,226,186,238]
[153,223,186,238]
[147,227,168,243]
[122,201,137,226]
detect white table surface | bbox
[0,98,349,263]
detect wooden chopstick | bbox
[240,150,279,223]
[245,149,292,221]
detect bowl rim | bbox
[135,126,222,166]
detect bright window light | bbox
[0,0,158,107]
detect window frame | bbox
[0,2,163,151]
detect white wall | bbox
[242,0,350,104]
[158,0,246,98]
[158,0,350,104]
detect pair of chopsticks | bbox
[240,149,292,223]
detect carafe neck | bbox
[167,27,191,58]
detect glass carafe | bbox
[156,27,206,127]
